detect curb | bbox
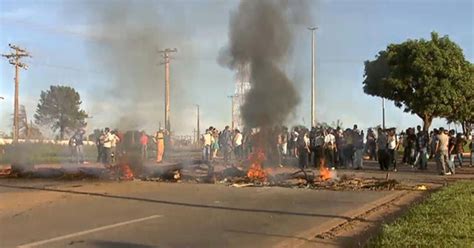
[274,190,409,248]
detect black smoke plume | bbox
[220,0,308,128]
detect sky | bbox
[0,0,473,138]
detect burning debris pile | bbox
[246,149,267,182]
[311,175,400,191]
[225,169,400,191]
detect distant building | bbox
[232,64,251,130]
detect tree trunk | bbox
[422,115,433,131]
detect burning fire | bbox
[121,164,134,180]
[318,157,332,181]
[247,149,267,182]
[319,166,331,181]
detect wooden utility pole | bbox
[159,48,177,134]
[2,44,30,143]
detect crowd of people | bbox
[69,127,169,166]
[68,122,473,177]
[199,124,474,176]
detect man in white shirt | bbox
[110,130,120,163]
[324,129,336,169]
[102,128,113,165]
[435,127,451,175]
[202,129,213,162]
[233,129,243,160]
[387,128,399,171]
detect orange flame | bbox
[247,149,267,181]
[121,164,134,180]
[319,166,331,181]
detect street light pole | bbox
[308,27,317,127]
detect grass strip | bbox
[367,181,474,248]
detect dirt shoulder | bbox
[301,189,430,248]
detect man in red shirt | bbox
[140,131,149,160]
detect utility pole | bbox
[2,44,30,143]
[195,104,200,144]
[308,27,317,127]
[382,97,386,129]
[159,48,177,134]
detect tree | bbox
[34,85,88,139]
[363,32,473,131]
[446,63,474,134]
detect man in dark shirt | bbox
[415,130,429,170]
[454,133,467,168]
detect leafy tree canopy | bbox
[34,85,88,139]
[363,32,473,131]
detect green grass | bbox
[367,181,474,248]
[0,143,96,165]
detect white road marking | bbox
[17,214,162,248]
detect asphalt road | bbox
[0,180,400,248]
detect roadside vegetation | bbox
[0,143,96,165]
[367,181,474,247]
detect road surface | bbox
[0,179,401,248]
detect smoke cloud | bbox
[220,0,308,128]
[68,1,191,131]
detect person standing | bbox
[110,130,120,163]
[387,129,398,172]
[220,126,233,164]
[343,129,354,168]
[202,129,213,163]
[447,130,457,173]
[211,128,220,160]
[366,128,377,161]
[454,133,466,168]
[96,130,105,163]
[406,128,417,166]
[377,128,389,171]
[335,128,345,167]
[435,128,452,175]
[102,128,113,166]
[73,129,85,164]
[312,129,325,168]
[415,130,429,170]
[290,128,299,157]
[68,134,77,163]
[233,129,243,160]
[297,131,311,169]
[324,129,336,169]
[353,129,364,170]
[154,129,165,163]
[140,131,149,160]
